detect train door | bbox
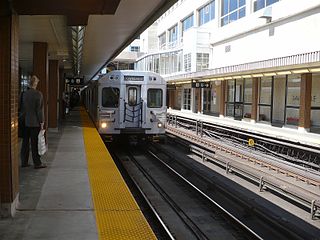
[124,85,142,127]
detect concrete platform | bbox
[0,109,98,240]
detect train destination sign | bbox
[124,75,144,81]
[191,82,211,88]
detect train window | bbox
[102,87,120,108]
[128,87,138,106]
[147,89,163,108]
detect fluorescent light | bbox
[241,75,252,78]
[234,76,242,79]
[276,71,291,75]
[217,78,224,81]
[224,77,233,80]
[291,69,309,74]
[252,74,263,77]
[263,72,277,76]
[309,68,320,72]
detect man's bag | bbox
[38,130,47,155]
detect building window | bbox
[254,0,279,12]
[199,1,215,26]
[182,14,194,35]
[184,53,191,72]
[259,77,273,122]
[130,46,140,52]
[243,79,252,119]
[168,24,178,48]
[311,74,320,133]
[226,80,235,117]
[285,75,300,126]
[221,0,246,27]
[159,32,166,50]
[196,53,209,71]
[183,88,191,110]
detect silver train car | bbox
[84,70,167,141]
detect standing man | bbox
[20,75,46,169]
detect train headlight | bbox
[101,122,107,129]
[157,122,163,128]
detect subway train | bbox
[84,70,167,141]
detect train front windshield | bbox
[102,87,120,108]
[147,89,163,108]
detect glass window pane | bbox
[312,74,320,107]
[244,79,252,103]
[230,0,238,12]
[148,89,163,108]
[311,110,320,127]
[260,77,272,104]
[222,0,229,15]
[244,105,252,118]
[102,87,120,108]
[239,7,246,18]
[226,103,234,117]
[267,0,279,6]
[128,88,137,106]
[227,80,235,102]
[286,108,299,126]
[287,75,301,107]
[259,106,271,121]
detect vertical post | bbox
[251,77,259,122]
[48,60,59,129]
[299,73,312,131]
[0,6,19,217]
[33,42,48,129]
[219,81,226,117]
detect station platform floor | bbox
[167,109,320,148]
[0,107,156,240]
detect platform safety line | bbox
[80,108,157,240]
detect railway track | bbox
[166,125,320,220]
[109,141,317,239]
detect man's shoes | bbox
[34,164,47,169]
[21,164,31,168]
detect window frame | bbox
[101,87,120,108]
[147,88,163,108]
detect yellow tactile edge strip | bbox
[80,108,157,240]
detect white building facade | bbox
[136,0,320,133]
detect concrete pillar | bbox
[59,69,66,121]
[219,81,226,117]
[299,73,312,131]
[0,5,19,217]
[251,77,259,122]
[33,42,48,129]
[48,60,59,129]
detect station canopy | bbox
[13,0,177,80]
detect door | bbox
[125,85,142,127]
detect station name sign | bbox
[65,77,84,85]
[191,82,211,88]
[124,76,144,81]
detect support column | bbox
[33,42,48,129]
[48,60,59,129]
[59,68,65,121]
[251,77,259,122]
[219,81,226,117]
[0,5,19,217]
[299,73,312,131]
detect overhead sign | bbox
[191,82,211,88]
[65,77,84,85]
